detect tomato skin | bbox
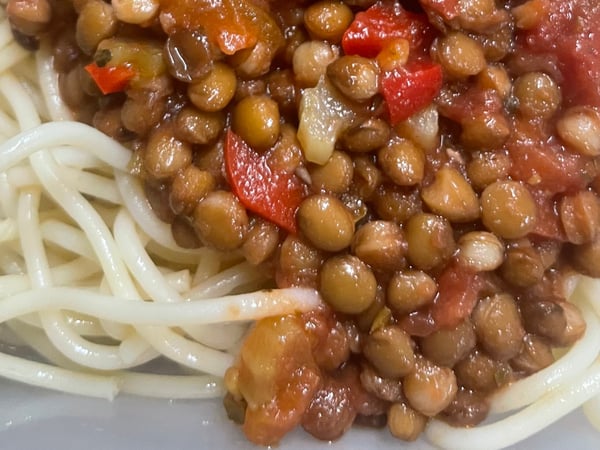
[401,262,483,336]
[507,120,589,195]
[419,0,460,21]
[160,0,259,55]
[380,61,443,124]
[341,0,435,58]
[237,315,321,446]
[528,189,566,241]
[224,130,307,234]
[84,63,135,94]
[516,0,600,107]
[430,262,484,330]
[243,365,321,446]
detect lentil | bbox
[319,254,376,314]
[481,180,537,239]
[297,194,355,252]
[28,0,600,444]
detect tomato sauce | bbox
[516,0,600,107]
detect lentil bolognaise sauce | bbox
[7,0,600,445]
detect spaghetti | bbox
[0,10,319,401]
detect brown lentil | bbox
[456,231,504,272]
[386,270,437,315]
[112,0,159,25]
[405,213,456,270]
[241,219,280,266]
[434,32,487,78]
[387,402,428,442]
[309,150,354,194]
[363,325,415,379]
[351,220,406,272]
[556,106,600,156]
[75,0,117,55]
[174,107,224,145]
[471,294,525,361]
[327,55,379,101]
[476,65,511,99]
[276,235,324,289]
[559,190,600,245]
[466,150,512,191]
[192,191,249,251]
[501,242,545,287]
[303,1,353,43]
[7,0,52,36]
[513,72,561,119]
[187,62,237,112]
[439,388,490,428]
[359,363,403,403]
[454,350,513,393]
[481,180,537,239]
[420,320,477,368]
[342,118,391,153]
[421,166,480,223]
[570,236,600,277]
[352,156,383,199]
[378,139,425,187]
[319,254,377,314]
[297,194,355,252]
[169,165,215,215]
[143,126,192,180]
[510,334,555,375]
[403,357,458,417]
[231,95,280,151]
[292,40,339,87]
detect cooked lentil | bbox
[12,0,599,444]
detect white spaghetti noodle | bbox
[1,12,600,450]
[0,16,322,401]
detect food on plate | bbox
[1,0,600,448]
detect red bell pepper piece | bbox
[224,130,307,234]
[380,60,443,124]
[341,0,435,58]
[84,62,136,95]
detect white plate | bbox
[0,379,597,449]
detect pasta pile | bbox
[0,10,319,401]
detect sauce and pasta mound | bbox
[6,0,600,446]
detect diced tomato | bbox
[380,60,443,124]
[437,86,504,125]
[341,0,435,58]
[401,262,484,336]
[515,0,600,107]
[224,130,307,234]
[84,63,135,95]
[419,0,460,21]
[430,262,484,329]
[159,0,260,55]
[243,365,320,445]
[507,120,589,194]
[528,189,566,241]
[236,315,321,446]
